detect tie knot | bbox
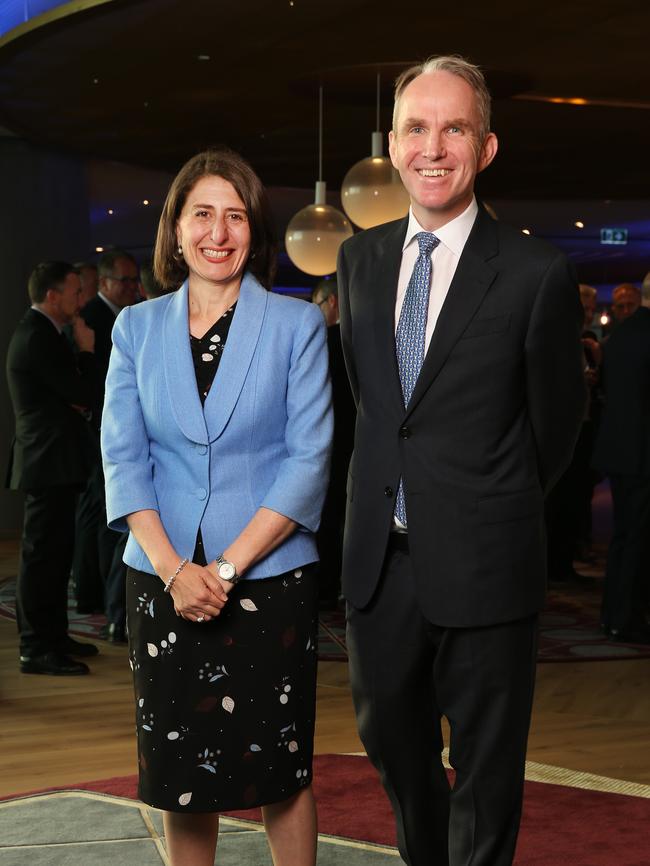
[416,231,439,257]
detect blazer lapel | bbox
[369,218,409,414]
[203,272,268,442]
[405,206,499,416]
[163,280,209,444]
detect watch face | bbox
[219,561,236,581]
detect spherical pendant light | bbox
[285,181,353,276]
[342,132,410,229]
[285,87,354,277]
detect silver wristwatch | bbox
[216,554,240,585]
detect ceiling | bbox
[1,0,650,201]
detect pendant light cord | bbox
[376,72,381,131]
[318,85,323,183]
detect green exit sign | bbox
[600,228,628,245]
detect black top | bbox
[190,302,237,563]
[190,302,237,405]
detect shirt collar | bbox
[403,197,479,257]
[31,305,63,334]
[98,291,121,317]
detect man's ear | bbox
[388,130,398,170]
[44,287,60,308]
[477,132,498,174]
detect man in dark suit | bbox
[338,56,586,866]
[311,278,355,606]
[74,250,139,639]
[592,296,650,644]
[6,261,99,674]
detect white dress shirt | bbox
[98,291,121,317]
[31,305,62,334]
[392,197,478,530]
[394,197,478,350]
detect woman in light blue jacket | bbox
[102,149,332,866]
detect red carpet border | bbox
[4,754,650,865]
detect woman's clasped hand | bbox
[168,561,230,622]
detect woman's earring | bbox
[177,244,183,255]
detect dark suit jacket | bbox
[338,205,586,627]
[592,306,650,477]
[81,294,117,421]
[327,322,355,486]
[5,308,97,489]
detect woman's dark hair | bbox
[154,148,277,291]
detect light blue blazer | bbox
[101,272,333,580]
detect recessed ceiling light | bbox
[95,246,104,252]
[574,220,584,228]
[600,313,609,325]
[107,209,113,215]
[197,54,210,61]
[143,199,150,206]
[92,78,99,85]
[522,228,531,235]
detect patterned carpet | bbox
[2,566,647,662]
[0,577,350,663]
[2,754,650,865]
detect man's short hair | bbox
[73,261,98,273]
[612,282,641,300]
[579,284,597,300]
[98,249,137,278]
[312,278,338,304]
[28,261,77,304]
[393,55,491,141]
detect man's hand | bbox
[72,316,95,353]
[581,337,601,368]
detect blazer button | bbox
[384,486,394,498]
[399,426,411,439]
[196,487,207,500]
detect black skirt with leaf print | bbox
[127,564,318,812]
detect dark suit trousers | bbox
[73,461,120,609]
[17,486,79,656]
[315,461,347,602]
[104,530,128,626]
[602,475,650,632]
[347,540,538,866]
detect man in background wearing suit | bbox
[74,250,139,640]
[312,278,355,607]
[593,283,650,644]
[338,56,586,866]
[6,261,99,675]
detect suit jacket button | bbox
[384,486,394,498]
[399,426,411,439]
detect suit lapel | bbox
[405,206,499,416]
[203,272,268,442]
[163,281,209,444]
[369,218,409,414]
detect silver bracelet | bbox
[163,557,189,593]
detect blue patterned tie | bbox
[394,231,439,526]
